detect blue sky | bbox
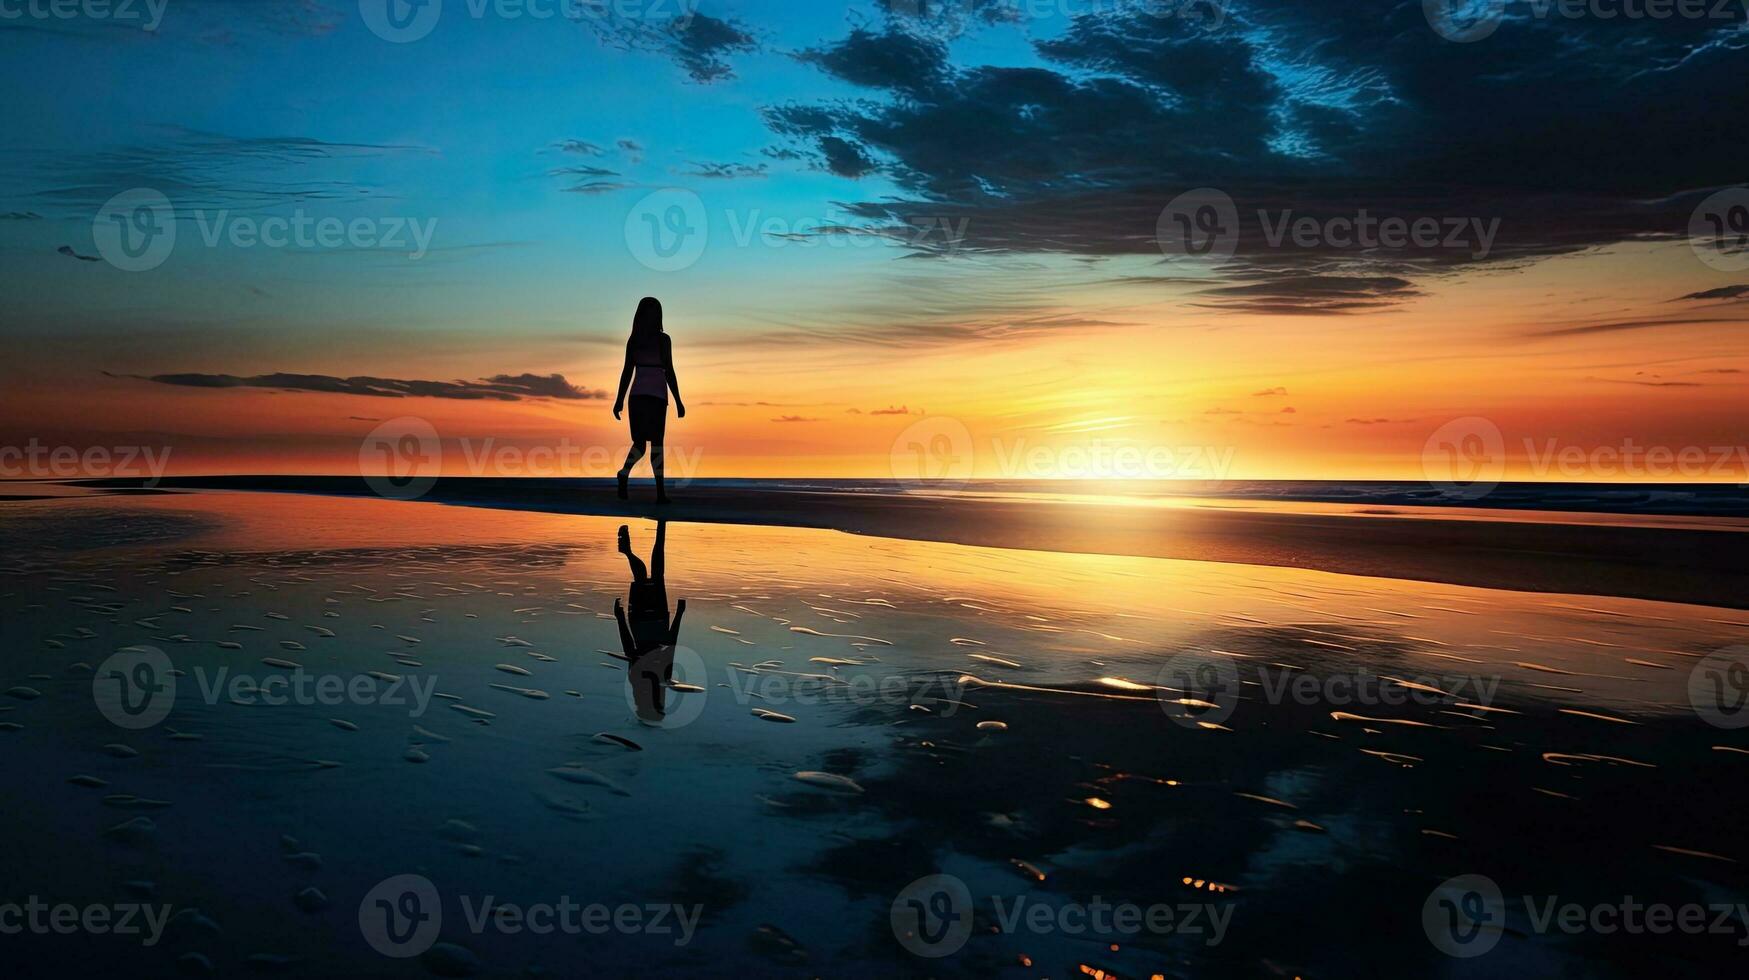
[3,1,963,338]
[3,0,1746,477]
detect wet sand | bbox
[64,476,1749,610]
[2,491,1747,976]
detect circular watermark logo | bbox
[359,417,442,501]
[624,644,709,728]
[92,645,175,729]
[1174,0,1229,30]
[1423,874,1505,957]
[1423,0,1507,42]
[1421,416,1505,500]
[891,874,974,958]
[93,188,176,272]
[359,0,442,43]
[1155,651,1240,728]
[624,188,708,272]
[1156,187,1239,270]
[889,416,974,489]
[1689,187,1749,273]
[1689,645,1749,729]
[360,873,443,957]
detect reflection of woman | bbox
[612,297,685,504]
[614,522,686,724]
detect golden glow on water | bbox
[10,490,1745,722]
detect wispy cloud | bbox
[106,370,607,401]
[683,161,768,179]
[9,125,433,215]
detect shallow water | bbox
[2,490,1746,978]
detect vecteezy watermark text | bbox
[0,0,167,30]
[1426,0,1749,44]
[361,0,698,44]
[357,417,709,501]
[191,210,436,259]
[1157,189,1504,267]
[1424,874,1749,957]
[1422,416,1749,499]
[357,874,700,959]
[91,189,437,271]
[0,440,172,481]
[890,874,1232,958]
[1156,652,1503,728]
[93,646,437,730]
[623,188,970,272]
[0,898,173,947]
[724,666,967,714]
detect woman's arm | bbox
[662,334,684,417]
[613,341,634,420]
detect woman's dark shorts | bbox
[629,395,667,443]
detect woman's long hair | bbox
[631,296,663,341]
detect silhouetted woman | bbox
[613,297,685,503]
[614,522,686,725]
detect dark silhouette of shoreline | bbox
[44,475,1749,610]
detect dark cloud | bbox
[683,161,769,179]
[572,7,752,82]
[548,165,620,178]
[665,13,757,83]
[1,212,42,220]
[819,136,880,179]
[768,4,1749,314]
[542,142,637,193]
[106,370,607,401]
[561,181,638,195]
[1529,316,1749,339]
[1583,376,1705,388]
[1192,275,1421,316]
[57,245,101,262]
[1252,386,1288,396]
[771,415,823,422]
[1675,285,1749,302]
[795,27,948,95]
[868,405,914,415]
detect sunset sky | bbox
[2,0,1746,481]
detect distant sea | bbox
[682,478,1749,517]
[19,475,1749,519]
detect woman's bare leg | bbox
[618,525,648,581]
[618,440,646,499]
[651,440,669,503]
